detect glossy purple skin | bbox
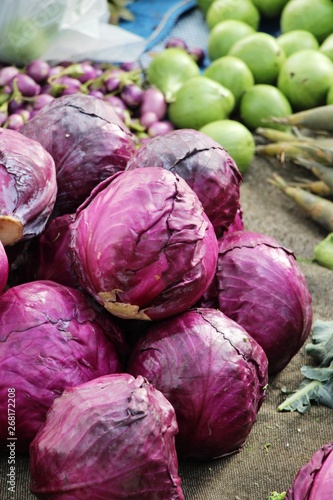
[127,308,268,460]
[77,62,98,83]
[104,94,127,110]
[286,442,333,499]
[148,120,174,137]
[89,89,104,99]
[53,76,82,93]
[126,129,242,237]
[0,66,19,86]
[120,83,144,108]
[120,60,141,71]
[0,241,8,292]
[140,111,158,128]
[25,60,51,83]
[0,280,124,452]
[69,167,218,321]
[11,73,41,97]
[36,214,78,288]
[18,108,31,121]
[4,113,25,131]
[7,98,23,114]
[0,111,7,126]
[104,74,121,92]
[48,65,63,78]
[165,37,188,50]
[188,47,206,66]
[21,94,136,217]
[0,128,57,245]
[30,374,184,500]
[140,87,167,120]
[215,231,313,375]
[33,93,54,111]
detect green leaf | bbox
[107,0,135,24]
[277,319,333,413]
[277,378,322,413]
[301,364,333,382]
[306,319,333,365]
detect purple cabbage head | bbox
[223,204,244,235]
[125,129,242,237]
[69,167,218,321]
[0,241,9,292]
[286,441,333,499]
[127,307,268,460]
[30,373,184,500]
[20,94,137,217]
[212,230,313,375]
[36,213,78,288]
[0,128,57,246]
[0,280,125,452]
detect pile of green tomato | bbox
[146,0,333,174]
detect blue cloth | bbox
[118,1,280,67]
[119,0,197,51]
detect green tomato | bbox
[239,84,292,131]
[204,56,254,106]
[146,48,200,103]
[168,76,235,130]
[278,49,333,110]
[207,20,255,61]
[320,33,333,63]
[277,30,319,57]
[229,32,286,85]
[200,119,255,174]
[280,0,333,43]
[206,0,260,31]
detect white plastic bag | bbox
[0,0,146,66]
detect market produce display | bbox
[0,0,333,499]
[125,128,242,235]
[20,93,137,217]
[200,230,313,375]
[0,280,125,453]
[127,308,268,460]
[30,374,184,499]
[0,129,57,246]
[69,167,219,320]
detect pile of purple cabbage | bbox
[0,86,316,498]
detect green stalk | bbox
[291,179,332,197]
[255,127,304,143]
[257,140,333,166]
[267,105,333,132]
[270,174,333,232]
[277,379,322,411]
[294,156,333,191]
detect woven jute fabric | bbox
[0,154,332,499]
